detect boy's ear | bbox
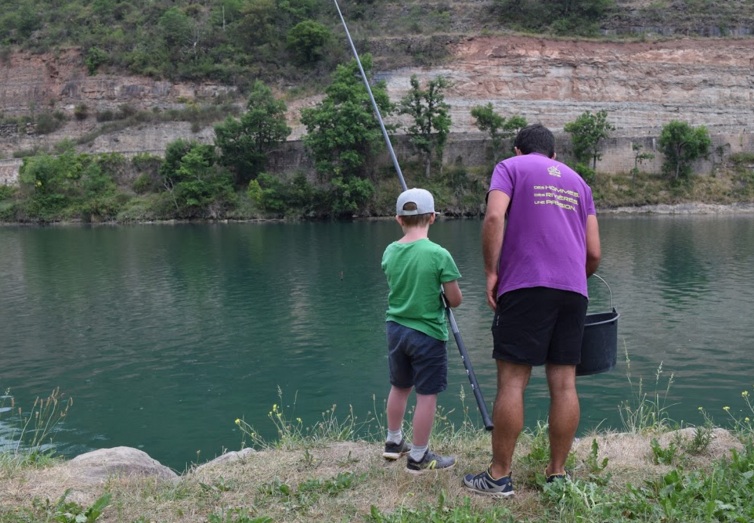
[429,213,436,224]
[395,215,403,226]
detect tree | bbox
[658,121,712,180]
[159,7,194,60]
[214,80,291,186]
[286,20,331,65]
[470,103,527,162]
[564,110,614,171]
[399,75,451,178]
[300,54,389,216]
[631,142,655,183]
[159,139,234,218]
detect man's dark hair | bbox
[514,124,555,158]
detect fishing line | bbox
[332,0,493,430]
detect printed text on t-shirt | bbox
[532,185,580,211]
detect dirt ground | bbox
[0,427,744,521]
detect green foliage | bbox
[11,490,112,523]
[159,139,235,218]
[235,387,375,451]
[494,0,614,35]
[214,80,291,186]
[584,439,609,476]
[398,75,451,177]
[470,103,527,162]
[619,354,676,434]
[34,111,67,135]
[208,507,272,523]
[574,161,596,184]
[619,446,754,522]
[631,142,655,180]
[658,120,712,179]
[73,104,89,121]
[85,46,108,75]
[247,172,324,218]
[368,493,513,522]
[650,437,678,465]
[286,20,332,65]
[328,176,375,218]
[0,387,72,459]
[0,184,15,200]
[301,54,390,184]
[564,109,614,171]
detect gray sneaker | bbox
[463,469,515,498]
[383,439,410,460]
[406,450,455,474]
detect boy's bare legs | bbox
[489,360,531,479]
[545,363,579,477]
[412,393,437,447]
[386,385,412,433]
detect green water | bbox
[1,216,753,471]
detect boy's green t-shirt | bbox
[381,238,461,341]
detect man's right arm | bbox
[482,189,510,310]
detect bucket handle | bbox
[592,273,613,310]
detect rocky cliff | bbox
[0,14,753,184]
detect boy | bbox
[381,188,463,474]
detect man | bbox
[463,124,601,497]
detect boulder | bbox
[68,446,178,484]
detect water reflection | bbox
[1,216,753,470]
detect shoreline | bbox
[598,202,754,215]
[2,202,754,227]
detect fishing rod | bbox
[332,0,493,431]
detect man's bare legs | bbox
[545,363,579,477]
[489,360,531,479]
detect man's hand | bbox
[486,274,498,310]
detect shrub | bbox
[73,104,89,121]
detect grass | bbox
[2,372,754,522]
[0,388,71,472]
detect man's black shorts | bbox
[492,287,588,366]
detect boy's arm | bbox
[442,280,462,308]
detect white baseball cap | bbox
[396,188,436,216]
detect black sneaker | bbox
[405,450,455,474]
[545,470,571,483]
[383,439,410,460]
[463,469,515,498]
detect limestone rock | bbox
[67,446,178,484]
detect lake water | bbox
[1,215,753,471]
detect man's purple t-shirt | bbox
[489,152,596,299]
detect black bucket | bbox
[576,308,620,376]
[576,275,620,376]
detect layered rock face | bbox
[376,35,753,138]
[0,32,752,183]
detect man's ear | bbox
[514,147,523,156]
[551,152,557,160]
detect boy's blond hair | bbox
[398,202,434,226]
